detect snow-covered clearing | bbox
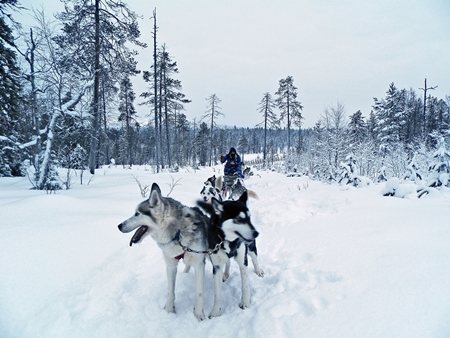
[1,166,450,337]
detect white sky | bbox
[17,0,450,128]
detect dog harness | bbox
[172,230,224,257]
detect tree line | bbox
[1,0,449,191]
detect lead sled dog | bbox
[118,183,259,319]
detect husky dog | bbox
[118,183,209,321]
[243,166,254,179]
[200,175,224,203]
[198,191,260,317]
[203,175,264,278]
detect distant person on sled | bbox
[220,147,244,178]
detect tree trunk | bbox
[88,0,101,174]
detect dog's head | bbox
[229,178,247,201]
[200,185,222,204]
[205,191,259,244]
[204,175,216,187]
[118,183,166,246]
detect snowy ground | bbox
[1,165,450,338]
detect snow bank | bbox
[1,166,450,337]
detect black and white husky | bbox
[200,175,223,203]
[198,191,260,317]
[201,175,264,278]
[118,183,259,320]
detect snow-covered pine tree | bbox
[373,83,407,151]
[0,0,24,177]
[403,154,422,182]
[426,136,450,187]
[339,153,359,186]
[70,144,88,185]
[376,162,388,183]
[33,151,62,192]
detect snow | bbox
[1,165,450,338]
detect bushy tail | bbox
[216,175,223,191]
[247,189,259,200]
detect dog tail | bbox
[216,175,223,191]
[247,189,259,200]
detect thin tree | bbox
[256,92,278,167]
[275,76,303,167]
[118,76,138,166]
[202,94,224,166]
[419,78,437,139]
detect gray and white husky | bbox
[118,183,260,320]
[118,183,209,320]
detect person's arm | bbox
[221,155,228,163]
[236,155,242,165]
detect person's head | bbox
[229,147,237,159]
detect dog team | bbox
[118,173,264,321]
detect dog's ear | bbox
[149,183,163,212]
[211,197,224,215]
[214,188,223,201]
[238,190,248,204]
[151,183,162,195]
[200,186,205,194]
[208,187,216,195]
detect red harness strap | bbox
[174,253,184,261]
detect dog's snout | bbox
[118,223,124,232]
[253,230,259,239]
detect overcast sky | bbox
[18,0,450,128]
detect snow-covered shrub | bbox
[339,154,372,187]
[376,164,388,183]
[380,177,417,198]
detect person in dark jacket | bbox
[220,147,244,178]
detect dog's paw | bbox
[239,302,250,310]
[194,309,205,321]
[222,272,229,282]
[255,269,265,278]
[208,308,222,318]
[164,303,175,313]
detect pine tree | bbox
[118,76,138,167]
[348,110,366,145]
[203,94,224,166]
[373,83,406,151]
[194,122,210,166]
[275,76,303,160]
[427,136,450,187]
[55,0,145,174]
[256,92,278,167]
[0,0,24,176]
